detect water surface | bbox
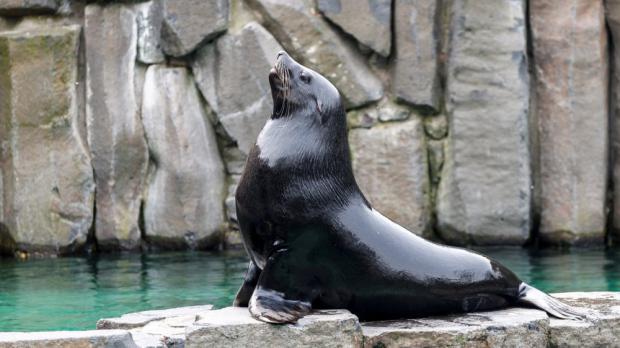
[0,247,619,331]
[0,251,247,331]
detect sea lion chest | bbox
[235,118,332,267]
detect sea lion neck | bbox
[256,113,350,170]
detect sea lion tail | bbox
[517,283,588,320]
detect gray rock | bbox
[393,0,441,111]
[192,21,282,155]
[97,304,213,330]
[223,229,244,249]
[548,292,620,347]
[0,25,95,255]
[135,0,165,64]
[223,175,245,249]
[0,0,58,16]
[222,146,247,175]
[530,0,608,245]
[428,139,445,199]
[346,107,379,129]
[160,0,229,57]
[346,99,411,129]
[225,175,241,225]
[0,17,10,31]
[247,0,383,109]
[349,118,432,237]
[436,0,531,245]
[130,317,191,348]
[85,4,149,251]
[0,330,137,348]
[424,114,448,140]
[142,66,226,249]
[362,308,549,348]
[317,0,391,57]
[376,101,411,123]
[185,307,363,348]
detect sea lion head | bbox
[269,51,342,122]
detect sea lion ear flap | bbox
[315,98,328,124]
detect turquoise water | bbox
[0,247,619,332]
[0,251,247,332]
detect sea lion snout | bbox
[269,51,291,84]
[272,51,300,77]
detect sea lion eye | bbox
[299,71,311,84]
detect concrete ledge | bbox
[548,292,620,347]
[0,330,137,348]
[97,304,213,330]
[1,292,618,347]
[185,307,363,348]
[361,308,549,347]
[97,305,214,347]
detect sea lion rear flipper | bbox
[248,249,313,324]
[233,261,261,307]
[518,283,589,320]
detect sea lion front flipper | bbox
[249,287,312,324]
[248,249,313,324]
[233,261,261,307]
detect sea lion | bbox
[233,51,584,324]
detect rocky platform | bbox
[0,292,618,348]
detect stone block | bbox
[0,25,94,255]
[436,0,531,245]
[85,3,149,250]
[141,66,226,249]
[185,307,363,348]
[349,118,432,237]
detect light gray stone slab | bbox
[0,330,137,348]
[185,307,363,348]
[130,315,199,348]
[549,292,620,347]
[97,304,213,330]
[362,308,549,348]
[349,118,432,237]
[141,66,226,249]
[392,0,441,111]
[437,0,531,246]
[135,0,165,64]
[85,3,149,251]
[160,0,229,57]
[0,25,94,255]
[317,0,391,57]
[530,0,609,245]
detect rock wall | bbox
[1,0,620,255]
